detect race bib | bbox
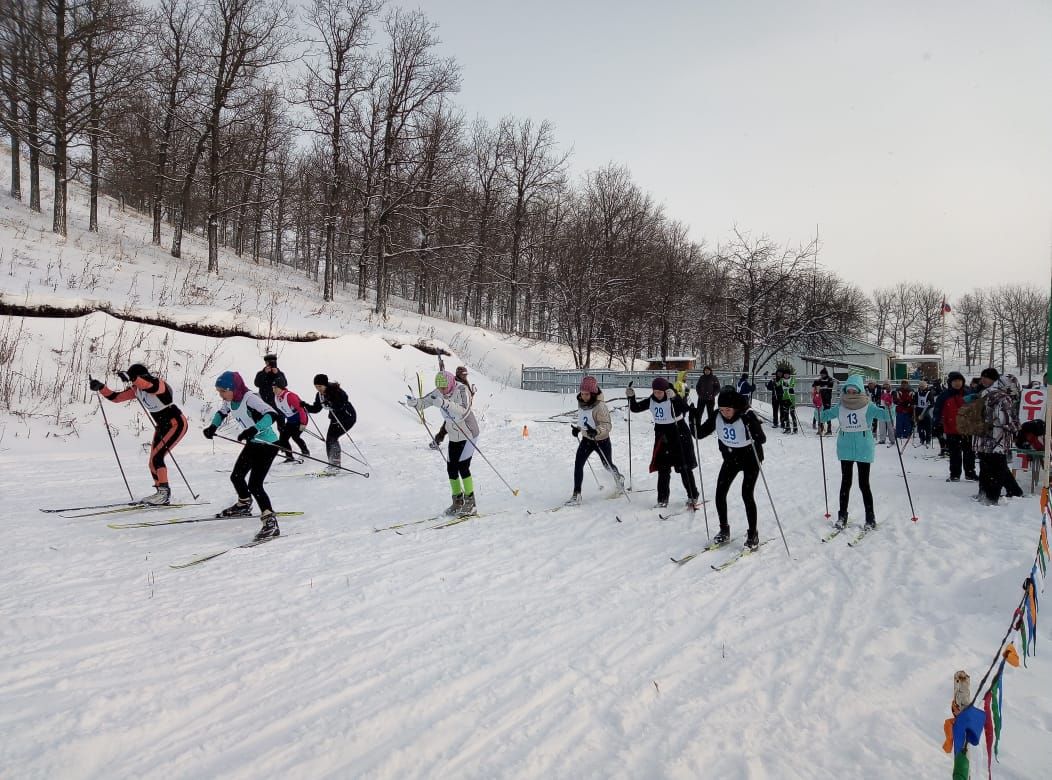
[838,405,868,432]
[716,416,750,448]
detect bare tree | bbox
[870,287,894,347]
[954,291,987,368]
[499,116,568,334]
[371,8,459,317]
[301,0,378,301]
[909,283,946,353]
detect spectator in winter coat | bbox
[815,368,835,435]
[819,374,891,529]
[631,377,700,509]
[766,371,781,428]
[253,353,287,408]
[915,380,934,446]
[973,368,1023,505]
[878,381,895,444]
[892,380,915,440]
[695,367,722,425]
[932,371,978,482]
[866,380,881,435]
[736,374,755,405]
[779,371,798,433]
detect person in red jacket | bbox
[272,376,310,463]
[892,380,915,441]
[932,371,977,482]
[89,364,188,505]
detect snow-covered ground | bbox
[1,157,1050,778]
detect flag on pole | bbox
[941,298,952,315]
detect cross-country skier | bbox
[203,371,281,540]
[272,376,310,463]
[818,374,890,530]
[89,364,187,505]
[628,377,699,509]
[303,374,357,468]
[566,376,624,504]
[407,370,481,516]
[693,386,766,550]
[432,366,476,449]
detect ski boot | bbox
[565,492,583,506]
[685,496,702,512]
[140,485,171,506]
[865,510,877,529]
[964,472,979,482]
[946,476,960,482]
[219,497,253,517]
[614,471,626,491]
[656,499,669,509]
[254,510,280,541]
[461,493,477,515]
[712,526,731,546]
[834,512,848,530]
[443,494,465,516]
[745,529,760,551]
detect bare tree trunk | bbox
[7,95,20,200]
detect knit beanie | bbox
[435,370,456,395]
[717,388,747,412]
[980,367,1000,381]
[651,377,670,391]
[580,375,599,394]
[215,371,237,390]
[313,374,329,386]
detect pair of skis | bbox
[670,537,774,570]
[109,510,303,529]
[821,523,876,547]
[373,512,483,533]
[41,501,210,518]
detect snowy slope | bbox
[1,154,1050,778]
[0,150,600,394]
[0,316,1049,779]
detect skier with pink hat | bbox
[407,370,481,516]
[566,376,624,505]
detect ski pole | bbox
[132,394,199,500]
[887,405,919,522]
[96,391,135,501]
[586,456,604,490]
[330,411,371,468]
[590,437,632,504]
[627,382,634,489]
[690,401,711,539]
[446,416,519,496]
[212,433,369,477]
[749,439,792,559]
[306,409,368,467]
[818,418,831,519]
[407,385,449,464]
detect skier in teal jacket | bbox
[819,374,891,530]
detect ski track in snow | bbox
[2,398,1049,779]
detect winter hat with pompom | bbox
[580,376,599,394]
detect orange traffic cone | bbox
[522,425,529,438]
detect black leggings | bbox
[277,419,310,457]
[839,460,873,516]
[447,439,473,480]
[715,458,758,531]
[231,441,278,512]
[573,437,619,492]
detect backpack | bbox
[956,396,991,437]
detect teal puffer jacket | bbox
[819,375,892,464]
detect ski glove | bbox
[571,425,580,439]
[89,377,104,391]
[584,424,597,439]
[117,370,130,383]
[405,395,421,409]
[237,427,257,442]
[625,386,635,398]
[202,425,217,439]
[429,440,441,450]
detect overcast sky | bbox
[401,0,1051,299]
